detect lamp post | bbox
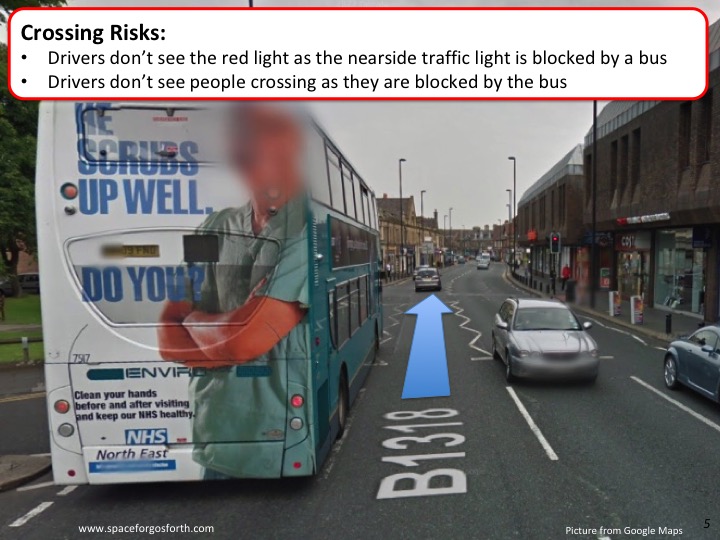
[420,190,427,265]
[590,102,598,308]
[444,214,448,264]
[399,158,406,276]
[508,156,517,268]
[506,189,512,265]
[449,207,453,261]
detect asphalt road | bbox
[2,263,720,540]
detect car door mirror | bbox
[701,344,714,354]
[583,321,592,330]
[495,315,508,330]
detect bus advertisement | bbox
[37,101,382,484]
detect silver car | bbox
[491,298,599,383]
[664,325,720,402]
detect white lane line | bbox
[599,355,615,360]
[57,485,77,496]
[506,387,559,461]
[631,376,720,435]
[584,316,648,346]
[655,346,667,352]
[598,535,612,540]
[471,357,494,361]
[29,453,50,457]
[9,502,54,527]
[16,481,54,492]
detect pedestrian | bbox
[385,263,391,281]
[0,288,5,321]
[561,264,571,291]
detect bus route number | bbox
[376,408,467,500]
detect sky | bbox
[5,0,718,229]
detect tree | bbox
[0,1,65,23]
[0,1,65,290]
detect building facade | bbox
[580,21,720,321]
[517,145,585,278]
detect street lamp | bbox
[449,207,453,259]
[398,158,406,275]
[590,102,598,308]
[508,156,517,268]
[420,189,427,265]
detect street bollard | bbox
[22,336,30,363]
[665,314,672,335]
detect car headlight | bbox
[589,349,598,357]
[518,350,532,358]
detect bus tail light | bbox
[54,399,70,414]
[67,469,76,477]
[289,417,303,430]
[293,462,302,469]
[290,394,304,408]
[58,423,75,437]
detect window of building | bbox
[550,190,555,228]
[630,129,641,196]
[610,140,619,196]
[584,153,593,205]
[619,135,629,197]
[327,149,345,214]
[697,90,713,164]
[679,101,692,169]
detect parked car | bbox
[0,278,13,296]
[491,298,599,382]
[415,268,442,292]
[413,264,430,280]
[664,326,720,402]
[17,272,40,294]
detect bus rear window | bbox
[80,106,223,164]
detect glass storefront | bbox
[654,228,706,315]
[617,251,650,299]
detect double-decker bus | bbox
[37,101,382,483]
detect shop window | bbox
[653,229,706,315]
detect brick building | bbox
[580,20,720,321]
[517,145,585,277]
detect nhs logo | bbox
[124,428,168,445]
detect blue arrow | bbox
[402,294,453,399]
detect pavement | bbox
[509,269,704,343]
[0,456,51,493]
[1,264,719,539]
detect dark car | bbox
[664,326,720,402]
[0,278,13,296]
[17,273,40,294]
[415,268,442,292]
[491,298,599,383]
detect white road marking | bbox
[631,376,720,435]
[57,485,77,496]
[471,357,494,361]
[655,346,667,352]
[16,481,54,492]
[598,536,612,540]
[29,453,50,457]
[9,502,54,527]
[506,387,559,461]
[448,300,493,358]
[599,355,615,360]
[583,316,648,346]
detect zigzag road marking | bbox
[447,299,493,359]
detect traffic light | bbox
[550,232,561,254]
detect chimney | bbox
[433,210,438,226]
[383,193,388,199]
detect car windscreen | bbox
[513,307,581,331]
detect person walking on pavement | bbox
[561,264,571,291]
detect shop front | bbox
[653,227,709,316]
[615,231,651,301]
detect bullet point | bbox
[21,54,26,59]
[21,78,27,83]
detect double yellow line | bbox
[0,392,45,404]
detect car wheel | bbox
[664,355,680,390]
[505,351,515,383]
[491,334,500,360]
